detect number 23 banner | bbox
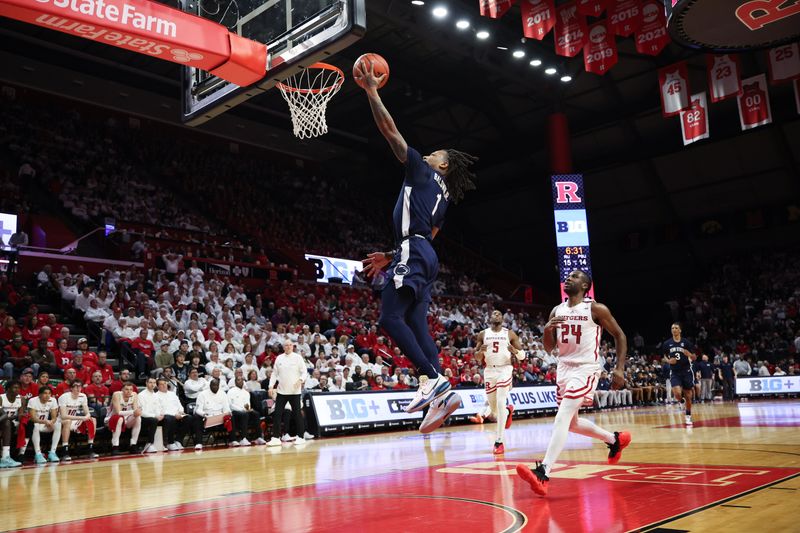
[679,92,709,146]
[707,54,742,103]
[658,61,690,117]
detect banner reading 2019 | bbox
[552,175,594,300]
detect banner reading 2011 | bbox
[552,175,594,300]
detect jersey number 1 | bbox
[560,324,582,344]
[432,194,442,216]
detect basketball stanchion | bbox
[277,63,344,139]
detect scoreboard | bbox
[551,175,594,300]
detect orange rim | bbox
[276,62,344,95]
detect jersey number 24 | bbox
[560,324,582,344]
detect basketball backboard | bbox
[180,0,365,126]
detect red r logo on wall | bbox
[555,182,583,203]
[735,0,800,31]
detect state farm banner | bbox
[521,0,555,40]
[768,43,800,84]
[608,0,641,37]
[738,74,772,130]
[658,61,690,117]
[635,0,669,55]
[555,0,587,57]
[577,0,607,18]
[479,0,516,18]
[679,92,710,146]
[707,54,742,103]
[584,20,617,75]
[0,0,230,71]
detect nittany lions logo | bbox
[394,264,410,276]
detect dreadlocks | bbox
[444,149,478,204]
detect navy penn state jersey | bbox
[662,338,695,373]
[392,147,450,243]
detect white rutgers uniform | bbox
[58,393,90,431]
[105,392,137,428]
[482,327,514,393]
[1,394,22,426]
[553,299,603,406]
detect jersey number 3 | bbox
[560,324,582,344]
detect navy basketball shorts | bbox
[387,236,438,302]
[670,371,695,390]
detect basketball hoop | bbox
[277,62,344,139]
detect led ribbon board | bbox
[552,175,594,300]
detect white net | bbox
[277,63,344,139]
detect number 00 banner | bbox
[679,92,710,146]
[738,74,772,131]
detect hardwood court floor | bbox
[2,399,798,532]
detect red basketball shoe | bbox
[516,462,549,496]
[607,431,631,464]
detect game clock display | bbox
[552,175,595,299]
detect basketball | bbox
[353,53,390,90]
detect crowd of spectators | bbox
[0,97,500,299]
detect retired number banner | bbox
[555,0,588,57]
[679,92,710,146]
[479,0,516,18]
[577,0,607,17]
[707,54,742,103]
[521,0,555,40]
[738,74,772,130]
[659,61,690,117]
[608,0,641,37]
[768,43,800,84]
[635,0,669,55]
[584,20,617,75]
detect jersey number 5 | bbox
[492,341,500,353]
[560,324,582,344]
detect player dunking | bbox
[474,309,525,455]
[356,59,478,431]
[516,270,631,496]
[662,323,696,426]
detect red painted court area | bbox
[19,460,799,533]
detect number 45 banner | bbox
[679,92,709,146]
[658,61,690,116]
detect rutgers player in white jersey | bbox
[58,381,99,461]
[106,382,142,455]
[517,270,631,497]
[474,309,525,455]
[27,386,62,464]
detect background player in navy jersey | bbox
[662,323,696,426]
[356,60,478,431]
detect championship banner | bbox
[635,0,669,56]
[608,0,642,37]
[479,0,516,18]
[736,376,800,395]
[521,0,555,40]
[577,0,607,18]
[679,92,709,146]
[0,0,266,86]
[584,20,617,75]
[738,74,772,130]
[707,54,742,103]
[309,385,559,433]
[658,61,690,117]
[555,0,588,57]
[551,175,594,300]
[768,43,800,84]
